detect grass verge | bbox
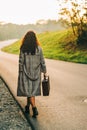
[2,29,87,64]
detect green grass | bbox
[1,40,21,54]
[2,29,87,64]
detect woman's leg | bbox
[25,97,30,113]
[29,96,38,117]
[29,96,35,107]
[27,97,30,106]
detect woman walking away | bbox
[17,31,47,118]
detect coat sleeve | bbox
[40,48,47,73]
[19,50,24,72]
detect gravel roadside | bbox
[0,78,32,130]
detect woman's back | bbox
[22,46,42,80]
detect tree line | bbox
[0,20,66,41]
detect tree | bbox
[58,0,87,45]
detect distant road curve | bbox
[0,39,18,50]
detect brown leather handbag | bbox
[42,75,50,96]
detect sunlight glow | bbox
[0,0,86,24]
[0,0,58,24]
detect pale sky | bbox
[0,0,58,25]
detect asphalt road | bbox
[0,40,87,130]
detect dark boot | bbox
[25,105,30,114]
[32,107,38,118]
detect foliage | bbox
[58,0,87,45]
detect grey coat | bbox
[17,46,46,97]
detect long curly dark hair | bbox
[20,31,39,54]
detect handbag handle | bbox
[44,75,46,80]
[44,75,49,81]
[44,73,47,79]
